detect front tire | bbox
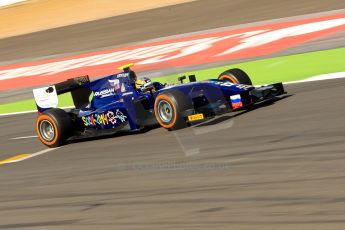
[218,68,253,85]
[36,108,72,147]
[154,90,191,130]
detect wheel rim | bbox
[157,100,173,123]
[39,120,55,142]
[219,74,238,83]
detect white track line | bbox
[284,72,345,84]
[11,135,37,140]
[0,110,38,117]
[0,148,59,165]
[0,106,73,117]
[9,148,59,163]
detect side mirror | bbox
[46,86,54,93]
[188,75,196,82]
[178,75,186,83]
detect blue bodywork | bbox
[73,71,256,132]
[34,68,284,139]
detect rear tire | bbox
[218,68,252,85]
[36,108,72,147]
[154,90,192,130]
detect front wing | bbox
[187,82,286,122]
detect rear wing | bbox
[33,76,92,113]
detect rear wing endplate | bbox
[33,76,91,113]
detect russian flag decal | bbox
[230,94,243,109]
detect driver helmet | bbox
[135,77,153,92]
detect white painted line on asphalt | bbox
[254,72,345,87]
[0,106,74,117]
[11,135,37,140]
[228,158,247,163]
[8,148,59,163]
[284,72,345,85]
[0,148,59,165]
[0,110,38,117]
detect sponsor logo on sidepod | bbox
[94,88,115,98]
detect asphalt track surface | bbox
[1,78,345,229]
[1,0,345,229]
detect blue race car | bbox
[33,64,285,147]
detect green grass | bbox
[0,93,74,114]
[1,47,345,115]
[153,47,345,84]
